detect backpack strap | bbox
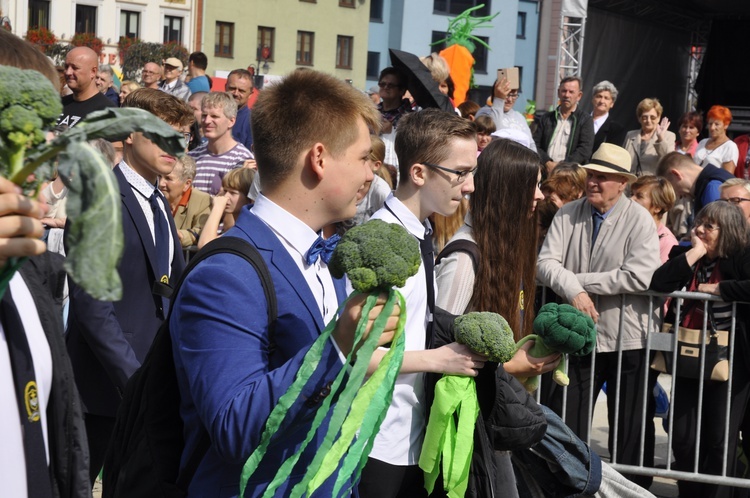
[435,239,480,270]
[172,236,277,490]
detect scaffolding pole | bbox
[554,15,586,93]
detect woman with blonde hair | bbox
[623,98,676,176]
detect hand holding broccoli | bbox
[515,302,596,392]
[332,291,401,357]
[241,220,421,498]
[0,176,47,265]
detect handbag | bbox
[650,318,729,382]
[651,262,730,382]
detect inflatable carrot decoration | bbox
[434,4,499,106]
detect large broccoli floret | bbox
[0,65,63,179]
[454,311,516,363]
[516,302,597,391]
[329,219,421,292]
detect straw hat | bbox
[164,57,183,72]
[581,143,637,183]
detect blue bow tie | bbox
[305,234,341,266]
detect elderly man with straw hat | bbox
[537,143,661,489]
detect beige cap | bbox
[164,57,183,71]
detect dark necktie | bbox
[592,211,605,246]
[148,190,171,284]
[1,288,54,497]
[420,225,435,315]
[305,234,341,266]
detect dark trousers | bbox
[673,362,750,498]
[85,413,116,486]
[541,349,657,489]
[359,457,428,498]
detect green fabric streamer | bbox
[308,290,406,495]
[239,297,353,498]
[419,375,479,498]
[240,289,408,498]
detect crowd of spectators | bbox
[7,26,750,498]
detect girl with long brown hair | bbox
[434,138,560,497]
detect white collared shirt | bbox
[118,161,175,276]
[251,194,339,325]
[593,112,609,134]
[368,192,433,466]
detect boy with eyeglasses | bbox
[359,108,487,497]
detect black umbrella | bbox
[388,49,454,113]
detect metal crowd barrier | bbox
[537,287,750,489]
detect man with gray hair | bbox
[159,155,211,247]
[720,178,750,223]
[591,80,625,153]
[96,64,120,106]
[188,92,252,195]
[538,143,660,488]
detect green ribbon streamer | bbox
[240,289,407,498]
[419,375,479,498]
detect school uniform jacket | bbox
[66,166,185,417]
[170,208,351,497]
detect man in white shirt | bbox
[360,108,487,497]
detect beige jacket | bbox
[537,195,661,352]
[623,129,676,176]
[173,187,211,247]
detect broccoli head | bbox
[454,311,516,363]
[0,65,63,176]
[532,302,596,356]
[329,219,421,293]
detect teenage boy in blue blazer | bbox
[169,69,401,497]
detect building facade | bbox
[2,0,195,66]
[201,0,370,87]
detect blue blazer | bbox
[170,207,351,497]
[66,166,185,416]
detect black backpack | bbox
[102,236,277,498]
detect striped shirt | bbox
[189,142,253,195]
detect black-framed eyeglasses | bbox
[423,162,477,183]
[721,197,750,205]
[507,92,520,100]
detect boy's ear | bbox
[307,142,326,181]
[124,132,135,145]
[409,162,427,187]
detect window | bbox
[257,26,275,62]
[28,0,50,30]
[517,12,527,39]
[433,0,490,17]
[75,4,97,34]
[163,15,182,43]
[296,31,314,66]
[370,0,383,21]
[339,0,355,7]
[431,31,487,74]
[215,22,234,58]
[336,36,353,69]
[366,51,380,79]
[120,10,140,39]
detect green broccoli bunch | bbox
[516,302,596,391]
[329,219,421,292]
[454,311,516,363]
[0,65,62,180]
